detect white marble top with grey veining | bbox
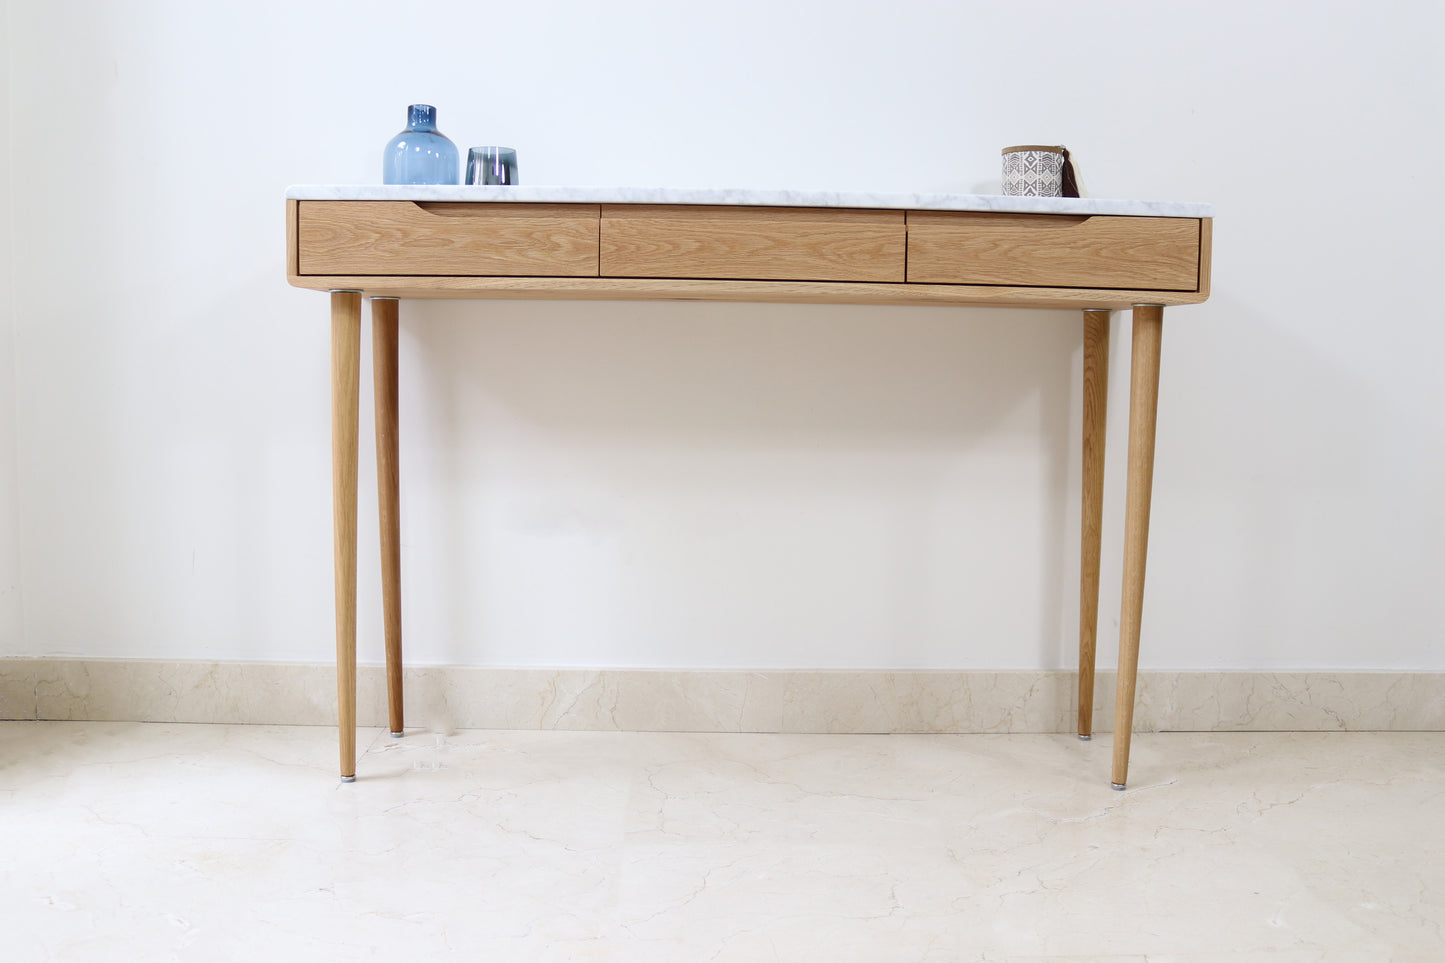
[285,185,1212,218]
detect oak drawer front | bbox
[907,213,1200,290]
[296,201,600,276]
[601,205,906,282]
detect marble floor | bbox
[0,723,1440,962]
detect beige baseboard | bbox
[2,659,1441,733]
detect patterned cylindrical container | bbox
[1001,145,1067,197]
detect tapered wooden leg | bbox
[1112,305,1163,789]
[372,298,404,738]
[331,291,362,781]
[1078,309,1110,739]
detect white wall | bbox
[4,0,1442,670]
[0,0,22,649]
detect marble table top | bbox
[285,185,1212,218]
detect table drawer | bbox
[907,212,1201,290]
[601,205,906,282]
[296,201,600,276]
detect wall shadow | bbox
[397,297,1083,669]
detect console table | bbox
[285,186,1214,788]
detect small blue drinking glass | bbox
[466,147,519,185]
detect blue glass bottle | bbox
[382,105,460,185]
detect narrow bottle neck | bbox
[407,104,438,132]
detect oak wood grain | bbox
[287,274,1209,309]
[907,212,1200,291]
[601,205,905,282]
[372,298,403,737]
[330,292,362,780]
[286,200,299,283]
[1078,309,1110,739]
[298,201,600,277]
[1112,305,1164,788]
[1197,218,1213,300]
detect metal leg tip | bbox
[1111,782,1127,791]
[389,731,404,739]
[1078,734,1092,741]
[340,775,356,783]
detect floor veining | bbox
[1,723,1440,961]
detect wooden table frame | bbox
[287,197,1213,787]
